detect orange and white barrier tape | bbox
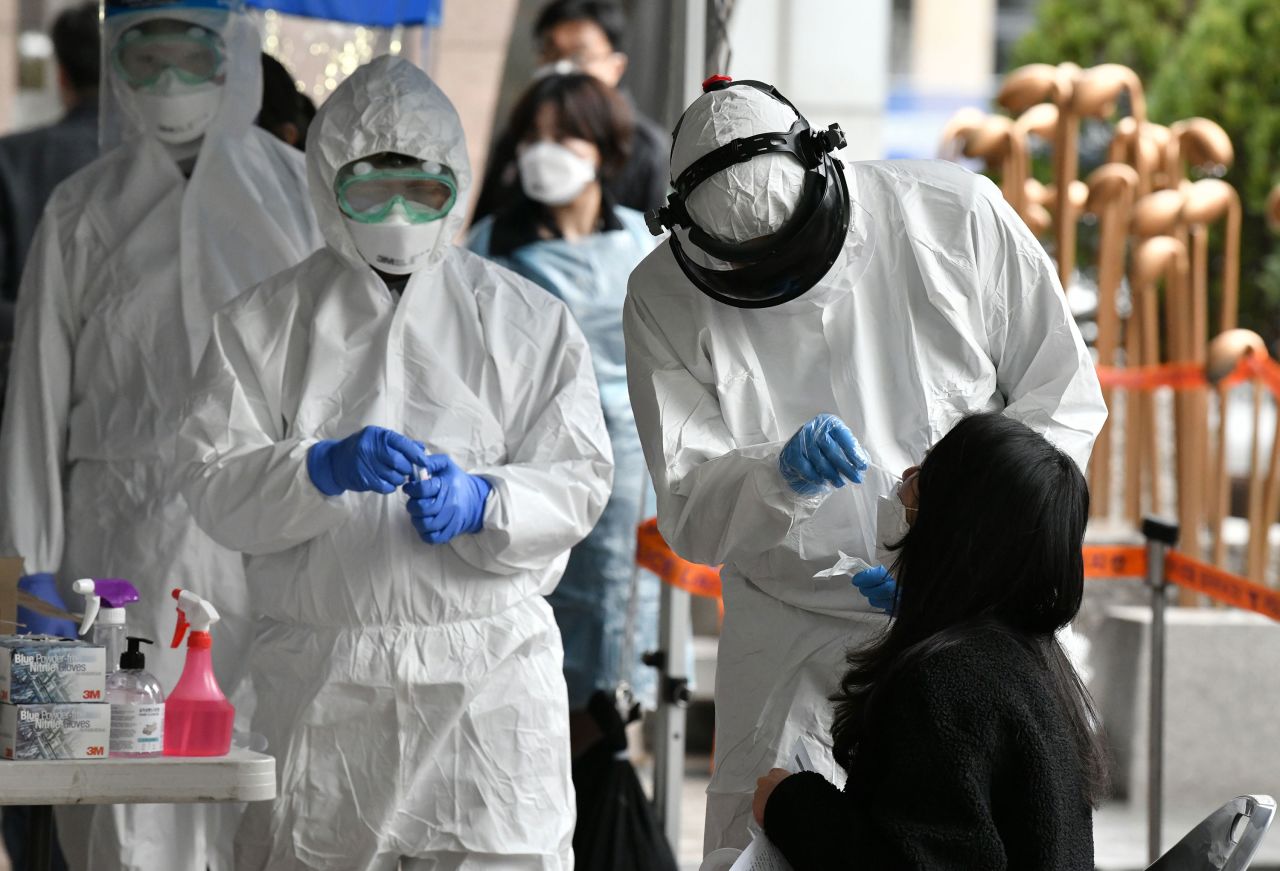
[636,517,722,599]
[1082,545,1147,579]
[638,533,1280,621]
[1164,552,1280,622]
[1094,362,1210,391]
[1075,545,1280,622]
[1095,354,1280,397]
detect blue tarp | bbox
[244,0,441,28]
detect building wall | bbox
[431,0,522,221]
[910,0,995,94]
[724,0,890,162]
[0,1,16,133]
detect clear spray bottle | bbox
[73,578,140,675]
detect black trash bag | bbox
[571,690,680,871]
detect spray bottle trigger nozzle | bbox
[72,578,99,637]
[170,588,189,648]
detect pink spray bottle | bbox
[163,588,234,756]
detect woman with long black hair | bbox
[753,412,1107,870]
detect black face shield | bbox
[646,78,851,309]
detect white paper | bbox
[789,737,815,773]
[729,835,795,871]
[699,848,742,871]
[701,742,811,871]
[812,550,873,579]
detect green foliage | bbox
[1009,0,1195,82]
[1012,0,1280,341]
[1149,0,1280,338]
[1149,0,1280,212]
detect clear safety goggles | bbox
[112,26,226,89]
[335,159,458,225]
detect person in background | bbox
[0,0,322,868]
[257,52,315,151]
[177,55,612,870]
[468,72,660,752]
[754,413,1105,870]
[0,22,96,862]
[472,0,668,222]
[0,1,100,405]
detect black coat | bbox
[0,103,99,307]
[764,628,1095,871]
[0,102,99,414]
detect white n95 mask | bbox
[131,70,224,145]
[518,141,596,206]
[343,204,448,275]
[874,479,913,568]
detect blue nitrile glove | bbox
[16,573,78,637]
[403,454,492,544]
[852,565,897,615]
[307,426,430,496]
[779,414,869,495]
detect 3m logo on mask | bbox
[344,219,449,276]
[133,83,223,144]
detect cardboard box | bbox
[0,558,21,633]
[0,702,110,760]
[0,636,105,704]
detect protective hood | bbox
[91,1,321,378]
[652,78,851,308]
[100,1,259,153]
[669,84,805,244]
[307,55,472,272]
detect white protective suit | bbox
[0,3,321,870]
[176,55,613,871]
[623,86,1108,854]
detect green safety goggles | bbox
[112,28,226,89]
[335,164,458,225]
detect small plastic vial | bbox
[106,637,165,758]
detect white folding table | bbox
[0,749,275,871]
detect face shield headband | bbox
[646,79,852,309]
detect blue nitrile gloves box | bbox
[0,635,109,759]
[0,636,105,704]
[1,703,110,760]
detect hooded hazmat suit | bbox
[623,85,1107,853]
[177,55,613,870]
[0,1,321,868]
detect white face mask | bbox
[531,59,578,80]
[518,141,597,206]
[342,204,448,276]
[130,69,224,144]
[874,477,914,568]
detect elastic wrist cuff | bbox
[306,440,344,497]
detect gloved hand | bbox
[852,565,897,615]
[403,454,492,544]
[307,425,429,496]
[779,413,869,495]
[17,573,78,638]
